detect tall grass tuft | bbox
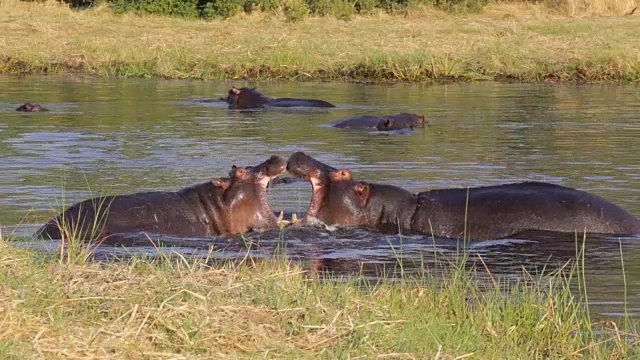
[44,186,113,264]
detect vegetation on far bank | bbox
[1,234,639,359]
[1,0,639,83]
[48,0,640,21]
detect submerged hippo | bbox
[225,87,335,109]
[326,113,426,131]
[16,103,49,112]
[37,156,287,241]
[287,152,640,240]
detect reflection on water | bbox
[1,75,639,320]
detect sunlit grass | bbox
[0,235,638,358]
[545,0,637,16]
[1,1,639,82]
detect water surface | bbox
[1,75,639,319]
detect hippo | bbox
[225,87,335,109]
[326,113,426,131]
[36,156,287,241]
[16,103,49,112]
[287,152,640,240]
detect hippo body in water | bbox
[16,103,49,112]
[287,152,640,240]
[225,87,335,109]
[37,156,287,240]
[326,113,426,131]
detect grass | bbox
[545,0,637,16]
[0,232,639,358]
[1,0,639,82]
[36,180,117,264]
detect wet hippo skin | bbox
[37,156,287,240]
[225,87,335,109]
[16,103,49,112]
[326,113,426,131]
[287,152,640,240]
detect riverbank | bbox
[1,1,639,82]
[0,237,638,358]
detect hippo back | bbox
[37,185,215,241]
[411,181,640,240]
[326,115,384,129]
[268,98,335,108]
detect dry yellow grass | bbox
[1,1,639,81]
[1,236,639,358]
[545,0,637,16]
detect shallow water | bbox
[1,75,639,319]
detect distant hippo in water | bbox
[36,156,287,241]
[287,152,640,240]
[225,87,335,109]
[16,103,49,112]
[326,113,426,131]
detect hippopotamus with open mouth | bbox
[287,152,640,240]
[37,156,287,241]
[225,87,335,109]
[16,103,49,112]
[326,113,426,131]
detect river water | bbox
[1,75,639,319]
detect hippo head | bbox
[287,152,418,232]
[389,113,427,128]
[376,118,415,131]
[245,155,289,187]
[287,152,362,225]
[16,103,48,112]
[225,87,271,109]
[213,155,287,234]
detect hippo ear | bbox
[232,167,245,177]
[211,177,230,190]
[376,119,392,131]
[330,169,352,181]
[233,167,252,180]
[353,183,370,206]
[231,88,241,95]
